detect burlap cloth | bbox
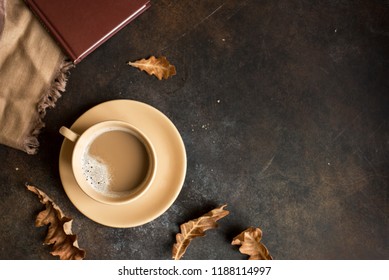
[0,0,72,154]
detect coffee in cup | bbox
[59,120,156,205]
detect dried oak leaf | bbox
[27,184,85,260]
[172,204,229,260]
[232,227,273,260]
[128,56,176,80]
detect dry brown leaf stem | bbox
[27,184,85,260]
[128,56,176,80]
[172,204,229,260]
[232,227,272,260]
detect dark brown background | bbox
[0,0,388,259]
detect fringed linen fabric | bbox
[0,0,72,154]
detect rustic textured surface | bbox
[0,0,388,259]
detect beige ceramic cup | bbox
[59,120,157,205]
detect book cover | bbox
[24,0,151,64]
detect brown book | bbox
[24,0,151,64]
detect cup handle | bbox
[59,126,80,142]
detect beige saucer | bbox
[59,100,187,228]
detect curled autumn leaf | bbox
[128,56,176,80]
[232,227,272,260]
[26,184,86,260]
[172,204,229,260]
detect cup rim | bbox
[70,120,157,205]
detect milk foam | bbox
[81,151,118,197]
